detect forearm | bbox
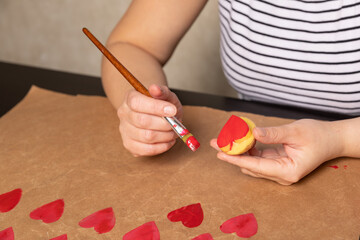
[331,117,360,158]
[101,0,208,109]
[101,42,167,109]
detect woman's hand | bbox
[117,84,183,157]
[210,119,344,185]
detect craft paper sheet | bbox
[0,87,359,239]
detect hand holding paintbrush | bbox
[83,28,200,155]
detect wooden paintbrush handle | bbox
[82,28,151,97]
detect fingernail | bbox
[164,106,175,115]
[255,127,266,137]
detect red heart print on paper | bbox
[0,227,14,240]
[167,203,204,228]
[220,213,258,238]
[50,234,67,240]
[192,233,214,240]
[0,188,22,213]
[79,207,115,234]
[123,221,160,240]
[30,199,64,223]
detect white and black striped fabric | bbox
[218,0,360,115]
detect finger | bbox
[253,126,290,145]
[124,139,176,157]
[148,84,165,99]
[261,147,288,158]
[127,90,177,117]
[210,138,221,151]
[121,122,177,144]
[149,85,181,106]
[240,168,261,178]
[127,111,173,131]
[217,151,297,185]
[216,152,283,177]
[240,168,292,185]
[149,85,183,120]
[248,147,262,157]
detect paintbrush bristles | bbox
[82,28,151,97]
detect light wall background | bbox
[0,0,237,98]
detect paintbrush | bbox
[82,28,200,152]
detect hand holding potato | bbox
[211,119,344,185]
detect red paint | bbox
[191,233,214,240]
[0,188,22,213]
[217,115,249,149]
[328,165,339,169]
[344,165,348,169]
[167,203,203,228]
[79,207,115,234]
[186,136,200,152]
[50,234,67,240]
[123,221,160,240]
[0,227,14,240]
[180,129,189,136]
[220,213,258,238]
[30,199,64,223]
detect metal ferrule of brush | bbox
[164,116,188,138]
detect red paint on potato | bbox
[217,115,249,149]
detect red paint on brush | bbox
[328,165,339,169]
[192,233,214,240]
[50,234,67,240]
[123,221,160,240]
[0,188,22,213]
[167,203,204,228]
[186,136,200,152]
[79,207,115,234]
[220,213,258,238]
[180,129,190,136]
[0,227,14,240]
[30,199,64,223]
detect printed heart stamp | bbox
[191,233,214,240]
[167,203,204,228]
[0,189,22,213]
[220,213,258,238]
[79,207,116,234]
[30,199,65,223]
[123,221,160,240]
[0,227,14,240]
[50,234,68,240]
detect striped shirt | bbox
[219,0,360,115]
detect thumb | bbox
[253,126,289,144]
